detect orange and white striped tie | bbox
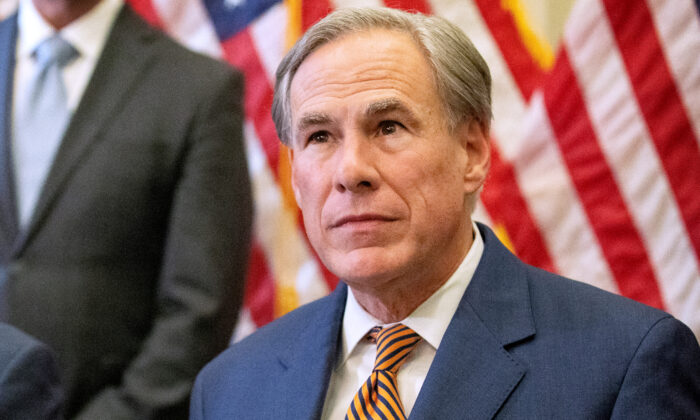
[345,324,422,420]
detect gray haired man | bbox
[191,7,700,420]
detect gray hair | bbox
[271,7,492,146]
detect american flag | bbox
[5,0,699,340]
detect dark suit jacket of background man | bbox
[192,224,700,419]
[0,5,253,419]
[0,322,63,420]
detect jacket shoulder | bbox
[196,291,340,386]
[525,264,673,335]
[118,6,242,87]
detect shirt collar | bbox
[17,0,124,61]
[17,0,53,58]
[340,221,485,364]
[341,283,384,366]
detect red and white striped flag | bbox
[120,0,700,340]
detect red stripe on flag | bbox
[245,241,276,326]
[603,0,700,263]
[452,2,554,275]
[125,0,163,28]
[221,30,280,176]
[302,0,332,31]
[473,0,544,100]
[224,25,341,298]
[383,0,432,14]
[545,50,664,309]
[481,146,556,273]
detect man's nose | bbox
[333,134,379,193]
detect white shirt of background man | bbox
[11,0,123,226]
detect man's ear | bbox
[288,148,303,206]
[460,119,490,195]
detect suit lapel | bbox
[276,284,346,419]
[410,224,535,419]
[14,7,159,254]
[0,15,18,257]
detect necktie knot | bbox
[346,324,421,420]
[372,324,421,374]
[34,35,78,69]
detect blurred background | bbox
[2,0,698,342]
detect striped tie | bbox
[346,324,422,420]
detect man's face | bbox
[289,29,488,292]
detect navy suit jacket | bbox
[191,224,700,419]
[0,322,63,420]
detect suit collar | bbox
[15,0,123,60]
[276,283,347,419]
[465,223,536,346]
[267,223,536,419]
[13,6,159,254]
[410,223,535,419]
[15,0,53,59]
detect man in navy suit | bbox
[192,7,700,419]
[0,322,63,419]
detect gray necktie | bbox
[12,35,78,226]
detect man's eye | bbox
[308,131,329,144]
[378,121,400,136]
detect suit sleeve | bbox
[610,316,700,419]
[0,335,64,420]
[75,67,253,419]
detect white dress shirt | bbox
[11,0,123,226]
[321,223,485,419]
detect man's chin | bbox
[325,248,407,285]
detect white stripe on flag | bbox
[472,200,494,229]
[332,0,384,9]
[429,0,530,164]
[296,258,331,305]
[565,0,700,325]
[152,0,224,58]
[515,93,619,294]
[231,307,257,343]
[243,122,329,306]
[646,0,700,144]
[249,2,288,86]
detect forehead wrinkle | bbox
[294,56,416,102]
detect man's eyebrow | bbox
[296,112,333,132]
[295,99,419,133]
[365,98,417,120]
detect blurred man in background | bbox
[0,0,252,417]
